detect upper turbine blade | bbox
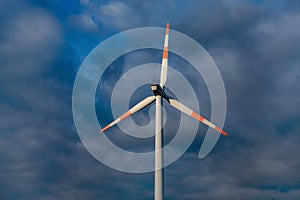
[159,22,170,88]
[101,96,156,132]
[168,99,228,136]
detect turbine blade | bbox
[168,99,228,136]
[159,22,170,88]
[100,96,156,132]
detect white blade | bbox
[159,22,170,88]
[101,96,156,132]
[168,99,228,136]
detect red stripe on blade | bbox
[221,130,228,136]
[191,112,204,122]
[214,126,228,136]
[120,111,131,120]
[100,125,110,132]
[215,127,222,133]
[163,47,168,59]
[166,23,170,34]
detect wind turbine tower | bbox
[101,23,228,200]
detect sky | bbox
[1,0,300,199]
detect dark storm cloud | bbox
[0,0,75,198]
[169,2,300,199]
[0,1,113,199]
[90,1,300,199]
[0,1,154,199]
[1,0,300,199]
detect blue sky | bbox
[1,0,300,199]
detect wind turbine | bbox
[100,23,228,200]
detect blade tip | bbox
[100,125,110,132]
[221,130,228,136]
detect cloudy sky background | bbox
[1,0,300,199]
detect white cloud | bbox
[0,7,62,78]
[0,1,72,198]
[78,0,176,31]
[67,13,99,33]
[99,1,137,30]
[0,6,65,113]
[254,12,300,63]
